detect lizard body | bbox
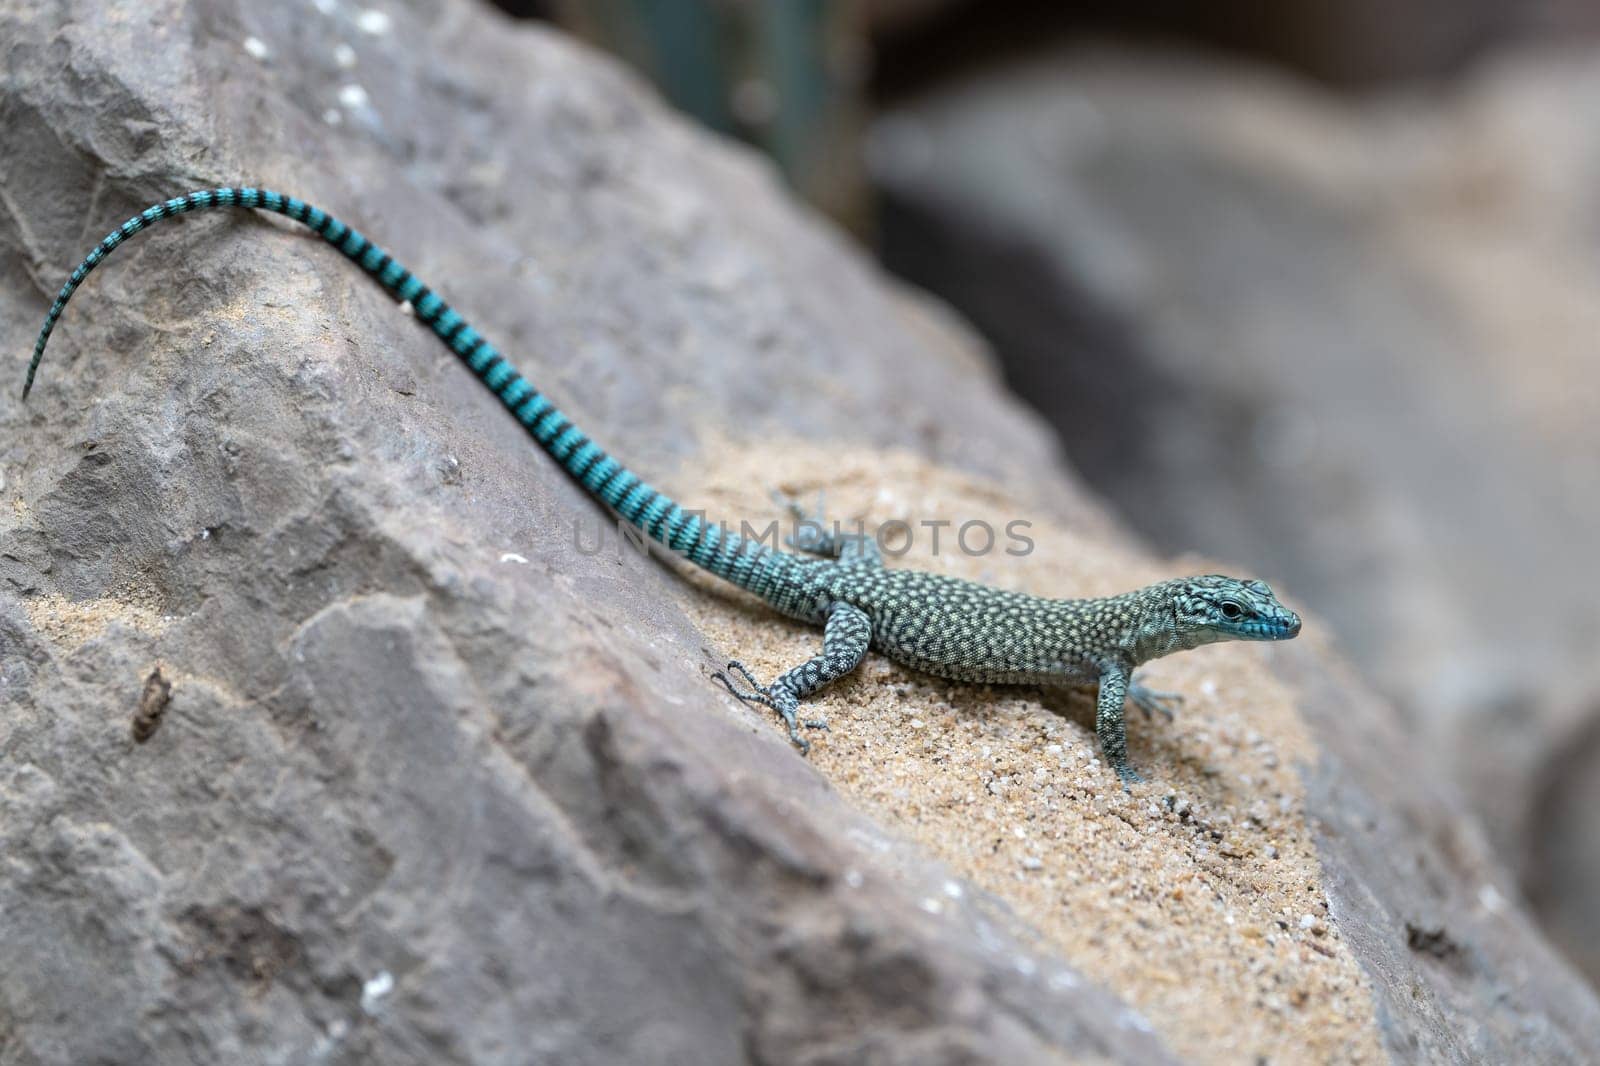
[21,187,1301,783]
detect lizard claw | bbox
[715,659,764,695]
[713,660,813,754]
[1128,682,1183,723]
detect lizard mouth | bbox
[1249,609,1301,640]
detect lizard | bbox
[20,187,1302,785]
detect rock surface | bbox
[870,45,1600,990]
[2,2,1598,1064]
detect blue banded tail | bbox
[22,187,795,597]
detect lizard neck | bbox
[1125,581,1189,665]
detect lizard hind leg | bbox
[712,601,873,753]
[774,488,831,556]
[772,489,882,566]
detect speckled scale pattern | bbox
[815,565,1147,685]
[23,188,1303,784]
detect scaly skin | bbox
[21,188,1302,784]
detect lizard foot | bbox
[713,660,828,754]
[770,487,882,566]
[771,488,830,554]
[1128,682,1183,723]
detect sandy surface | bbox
[677,443,1384,1065]
[21,586,170,650]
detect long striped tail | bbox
[22,187,795,598]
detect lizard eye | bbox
[1219,601,1244,621]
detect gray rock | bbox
[1277,640,1600,1063]
[1525,709,1600,989]
[3,3,1598,1063]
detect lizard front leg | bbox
[1096,663,1143,787]
[714,601,872,753]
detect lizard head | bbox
[1170,575,1301,648]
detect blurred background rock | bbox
[500,0,1600,992]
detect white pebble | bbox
[1299,914,1317,930]
[356,8,391,34]
[1020,855,1043,871]
[322,107,343,126]
[242,36,270,61]
[360,970,394,1014]
[942,880,963,899]
[338,83,370,109]
[333,42,357,68]
[499,553,528,565]
[919,897,943,914]
[398,300,414,316]
[311,0,336,14]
